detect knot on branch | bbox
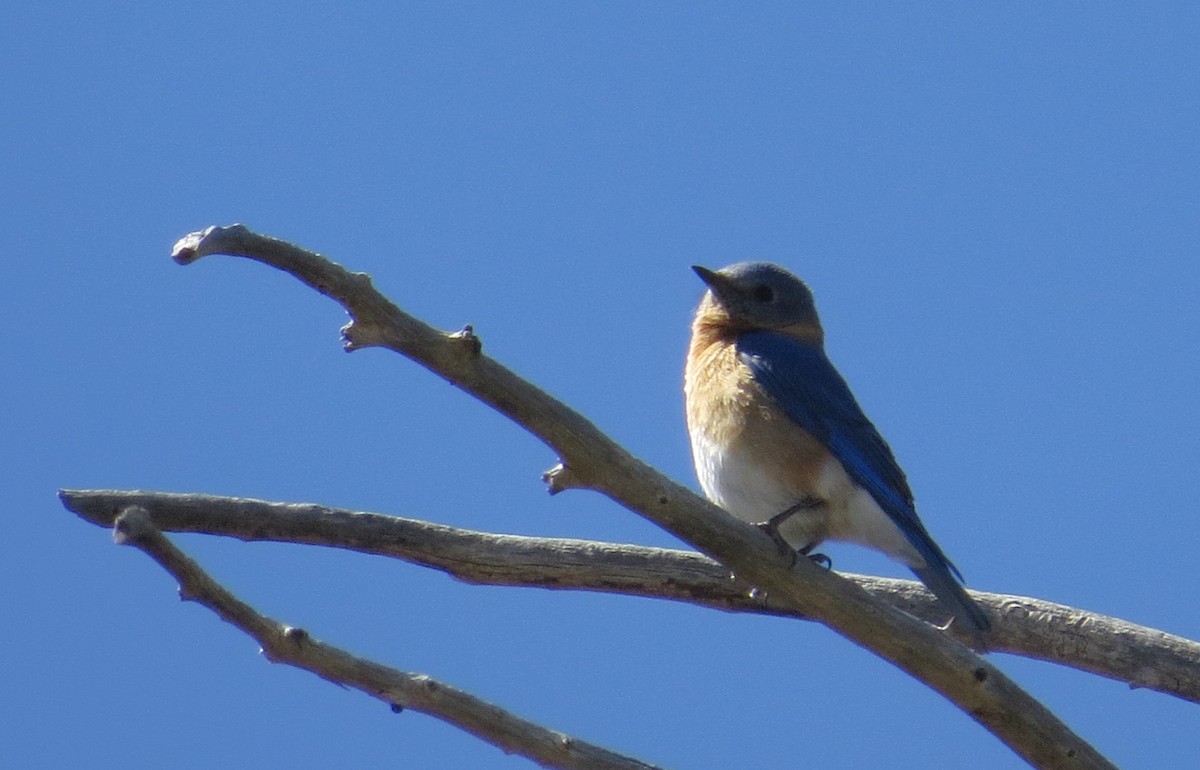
[341,319,387,351]
[172,224,251,265]
[448,325,482,357]
[113,506,156,545]
[283,626,310,644]
[542,463,584,495]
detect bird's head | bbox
[691,262,823,344]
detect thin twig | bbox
[111,506,663,770]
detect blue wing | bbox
[737,331,989,633]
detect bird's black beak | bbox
[692,265,737,302]
[692,265,719,286]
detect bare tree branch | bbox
[149,224,1116,768]
[110,506,663,770]
[61,489,1200,706]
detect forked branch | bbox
[110,506,661,770]
[61,489,1200,707]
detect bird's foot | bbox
[755,519,798,566]
[796,541,832,570]
[756,497,825,568]
[804,551,832,570]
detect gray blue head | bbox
[692,262,821,335]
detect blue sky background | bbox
[4,4,1199,768]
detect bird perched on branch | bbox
[684,261,989,637]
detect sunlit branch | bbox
[62,489,1200,707]
[110,506,663,770]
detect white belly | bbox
[690,429,923,566]
[690,429,827,549]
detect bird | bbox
[684,261,990,636]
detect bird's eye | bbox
[753,285,775,303]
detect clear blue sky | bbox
[5,4,1199,768]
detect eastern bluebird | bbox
[684,262,990,636]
